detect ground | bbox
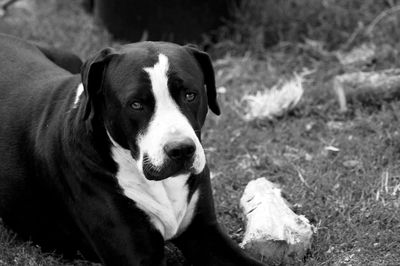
[0,0,399,265]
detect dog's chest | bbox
[111,147,198,240]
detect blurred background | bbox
[0,0,400,265]
[2,0,400,59]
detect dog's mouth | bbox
[142,154,195,181]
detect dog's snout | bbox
[164,138,196,160]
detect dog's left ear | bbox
[185,45,221,115]
[81,47,118,123]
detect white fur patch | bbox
[109,138,199,240]
[73,83,84,108]
[139,54,206,173]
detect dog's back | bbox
[0,34,68,194]
[0,34,84,255]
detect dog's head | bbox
[80,42,220,180]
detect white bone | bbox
[240,178,315,264]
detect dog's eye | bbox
[130,101,143,110]
[185,92,196,102]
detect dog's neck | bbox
[61,93,118,181]
[108,140,200,240]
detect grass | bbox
[210,48,400,265]
[1,0,400,265]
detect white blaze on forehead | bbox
[144,54,170,103]
[73,83,84,108]
[139,53,206,173]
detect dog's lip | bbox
[143,167,193,181]
[142,160,195,181]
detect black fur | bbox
[35,43,83,74]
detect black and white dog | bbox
[0,34,264,266]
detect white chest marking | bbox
[73,83,84,108]
[110,141,199,240]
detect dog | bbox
[0,34,265,266]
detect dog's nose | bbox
[164,138,196,160]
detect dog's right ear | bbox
[81,47,118,122]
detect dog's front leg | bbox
[172,169,265,266]
[174,220,265,266]
[69,191,166,266]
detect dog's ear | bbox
[185,45,221,115]
[81,47,118,122]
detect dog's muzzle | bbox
[142,138,197,181]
